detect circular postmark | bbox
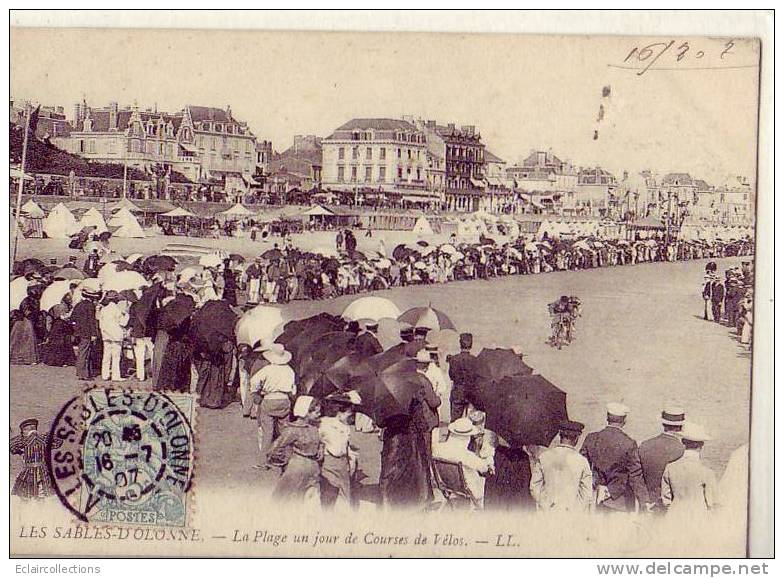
[46,387,195,525]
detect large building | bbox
[416,119,487,212]
[321,118,429,203]
[53,101,267,194]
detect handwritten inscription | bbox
[616,38,753,75]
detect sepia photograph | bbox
[6,10,774,561]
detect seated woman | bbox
[40,304,76,367]
[269,395,323,506]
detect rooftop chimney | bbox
[109,101,119,130]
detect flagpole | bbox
[11,103,32,270]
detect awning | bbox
[179,143,198,153]
[486,177,505,186]
[470,178,486,188]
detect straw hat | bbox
[262,344,292,365]
[448,417,479,437]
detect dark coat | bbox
[447,350,478,420]
[408,373,440,434]
[71,299,100,340]
[639,432,684,508]
[580,425,649,511]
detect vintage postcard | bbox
[8,12,771,559]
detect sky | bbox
[10,28,760,186]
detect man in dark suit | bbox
[709,277,725,323]
[580,402,652,513]
[447,332,478,421]
[639,407,685,510]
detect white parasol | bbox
[342,296,401,322]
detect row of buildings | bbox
[10,99,755,225]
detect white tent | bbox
[162,207,196,218]
[113,218,146,238]
[218,203,256,219]
[108,207,138,228]
[43,203,79,239]
[106,198,142,213]
[302,205,334,217]
[412,216,434,235]
[79,207,108,233]
[21,199,45,218]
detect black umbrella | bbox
[157,294,196,332]
[230,253,245,263]
[143,255,178,274]
[261,248,283,260]
[392,244,412,261]
[472,374,568,447]
[416,240,429,247]
[190,300,238,356]
[16,258,48,276]
[303,352,374,398]
[112,260,134,272]
[296,330,357,383]
[277,313,344,368]
[348,358,423,427]
[475,348,533,382]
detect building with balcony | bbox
[322,118,429,204]
[53,101,266,195]
[415,119,486,212]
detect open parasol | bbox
[342,296,401,322]
[235,305,286,347]
[398,306,456,331]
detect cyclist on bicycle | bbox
[548,296,572,348]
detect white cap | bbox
[679,422,712,442]
[606,402,630,418]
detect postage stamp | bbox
[45,387,196,527]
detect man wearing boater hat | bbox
[530,420,592,513]
[580,402,652,513]
[639,406,686,510]
[661,422,719,512]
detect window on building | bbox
[88,140,96,153]
[366,147,372,159]
[407,149,412,160]
[351,166,357,182]
[338,147,345,160]
[211,138,216,150]
[352,147,359,160]
[416,168,421,181]
[365,166,372,182]
[397,167,403,179]
[380,147,386,160]
[379,166,386,182]
[108,140,116,154]
[337,166,345,182]
[397,148,401,159]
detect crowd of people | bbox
[702,260,755,348]
[10,228,750,513]
[234,232,754,306]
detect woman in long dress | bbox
[194,336,236,408]
[10,298,39,365]
[40,304,76,367]
[269,396,323,505]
